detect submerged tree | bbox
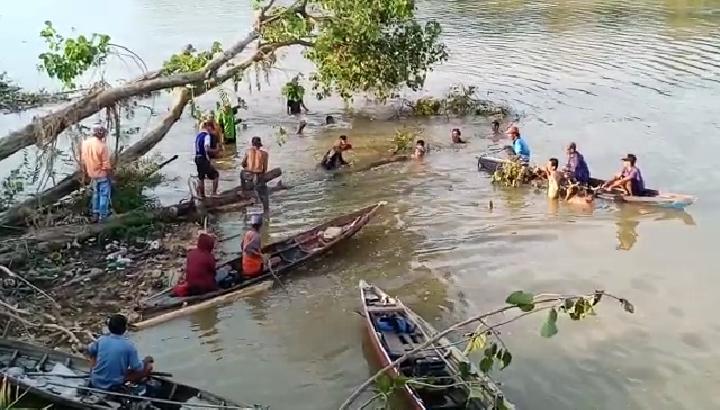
[0,0,448,227]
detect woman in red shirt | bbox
[173,233,217,296]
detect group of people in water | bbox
[79,106,650,397]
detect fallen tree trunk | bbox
[0,39,301,229]
[0,172,284,267]
[0,88,192,228]
[0,30,259,163]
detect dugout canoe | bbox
[477,155,695,209]
[136,202,385,322]
[0,338,257,409]
[359,281,513,410]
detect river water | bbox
[3,0,720,409]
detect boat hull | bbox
[0,339,246,409]
[138,202,385,320]
[477,155,695,209]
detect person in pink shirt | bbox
[81,126,112,222]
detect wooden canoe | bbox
[0,338,256,409]
[477,155,695,209]
[359,281,513,410]
[136,202,385,321]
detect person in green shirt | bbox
[217,104,239,145]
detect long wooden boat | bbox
[0,339,257,409]
[477,155,695,209]
[136,202,385,322]
[360,281,513,410]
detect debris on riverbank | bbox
[0,221,200,351]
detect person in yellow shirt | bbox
[81,126,112,222]
[241,137,270,213]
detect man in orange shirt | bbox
[241,136,270,213]
[81,126,112,222]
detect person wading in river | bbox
[81,125,113,222]
[451,128,467,144]
[194,121,220,198]
[242,214,265,278]
[546,158,562,200]
[217,104,238,145]
[241,136,270,213]
[321,135,352,170]
[506,125,531,164]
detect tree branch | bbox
[339,292,631,409]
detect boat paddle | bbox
[24,371,173,378]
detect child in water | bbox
[413,140,426,159]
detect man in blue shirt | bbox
[506,126,530,163]
[87,314,153,391]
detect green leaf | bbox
[458,361,471,379]
[465,333,487,354]
[621,298,635,314]
[540,319,559,338]
[505,290,534,306]
[479,357,494,373]
[484,343,498,358]
[375,374,393,395]
[548,307,558,324]
[500,350,512,369]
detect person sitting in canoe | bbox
[87,314,157,394]
[320,135,352,170]
[412,139,427,159]
[602,153,645,196]
[563,142,590,185]
[506,125,531,164]
[172,232,218,297]
[451,128,467,144]
[242,214,265,278]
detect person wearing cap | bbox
[194,121,220,198]
[563,142,590,185]
[602,153,645,195]
[242,214,265,278]
[81,125,113,222]
[505,125,530,164]
[86,314,155,392]
[241,137,270,212]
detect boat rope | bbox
[40,380,264,410]
[263,254,288,293]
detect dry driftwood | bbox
[130,281,273,330]
[0,169,283,267]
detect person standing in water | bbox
[217,104,238,145]
[545,158,562,199]
[451,128,467,144]
[285,77,309,115]
[505,126,531,164]
[321,135,352,170]
[194,121,220,198]
[413,140,427,159]
[241,136,270,212]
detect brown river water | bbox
[2,0,720,408]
